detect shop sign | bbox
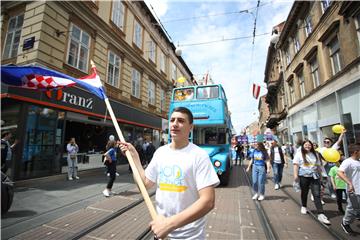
[61,91,93,110]
[45,89,94,110]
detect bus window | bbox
[197,86,219,99]
[174,88,194,101]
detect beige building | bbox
[1,1,194,180]
[264,1,360,149]
[258,95,270,134]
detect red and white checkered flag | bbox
[21,74,76,89]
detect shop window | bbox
[3,14,24,59]
[21,106,64,179]
[131,68,141,98]
[66,23,90,72]
[107,51,121,87]
[111,0,125,30]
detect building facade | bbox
[1,1,194,180]
[264,1,360,153]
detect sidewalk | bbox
[1,164,136,240]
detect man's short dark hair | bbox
[1,131,10,138]
[348,143,360,155]
[172,107,193,124]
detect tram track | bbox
[241,166,277,240]
[243,163,347,240]
[280,170,349,240]
[69,191,156,240]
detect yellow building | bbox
[1,1,194,180]
[264,1,360,149]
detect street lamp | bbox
[175,46,182,56]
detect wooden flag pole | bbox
[104,98,157,219]
[91,61,157,220]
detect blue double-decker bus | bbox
[169,84,233,185]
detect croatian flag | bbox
[1,65,106,99]
[252,83,261,99]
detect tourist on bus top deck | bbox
[174,88,194,101]
[119,107,220,239]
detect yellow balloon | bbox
[177,77,186,83]
[322,148,340,163]
[332,124,345,134]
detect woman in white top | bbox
[66,137,79,180]
[293,140,330,225]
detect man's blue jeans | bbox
[252,165,266,195]
[272,162,284,184]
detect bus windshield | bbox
[193,127,227,145]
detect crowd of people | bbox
[233,128,360,234]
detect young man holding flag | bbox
[119,107,220,239]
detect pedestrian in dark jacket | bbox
[270,139,287,190]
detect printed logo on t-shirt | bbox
[159,165,188,192]
[254,152,263,161]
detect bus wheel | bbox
[219,163,230,186]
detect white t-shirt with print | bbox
[293,151,320,177]
[145,142,220,239]
[339,157,360,195]
[273,146,282,164]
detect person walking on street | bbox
[145,141,156,165]
[102,140,119,197]
[235,142,243,166]
[270,139,287,190]
[337,143,360,234]
[329,158,347,214]
[246,142,271,201]
[320,129,346,199]
[66,137,79,180]
[1,131,18,174]
[119,107,220,239]
[293,140,331,225]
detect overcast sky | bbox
[145,0,293,134]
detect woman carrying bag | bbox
[66,137,79,181]
[293,140,330,225]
